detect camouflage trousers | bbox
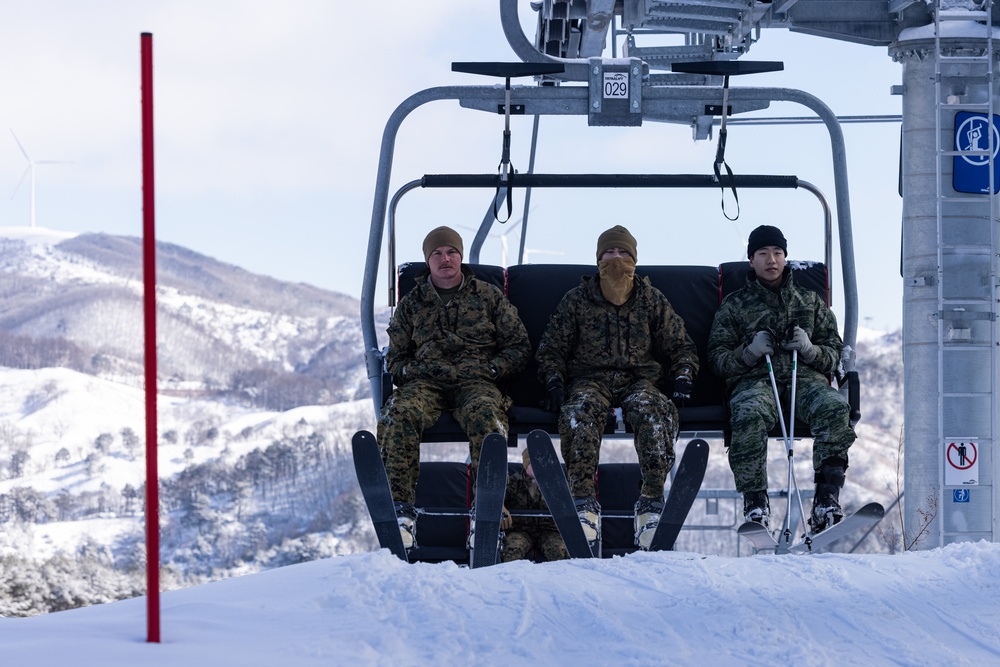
[728,374,856,493]
[559,376,678,498]
[377,379,510,505]
[502,529,569,563]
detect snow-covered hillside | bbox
[0,364,379,615]
[0,227,369,404]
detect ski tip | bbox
[352,429,376,445]
[483,432,508,447]
[526,429,555,448]
[737,521,767,535]
[859,502,885,518]
[684,439,710,457]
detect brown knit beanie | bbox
[422,226,464,262]
[596,225,637,263]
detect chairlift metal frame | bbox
[361,80,859,414]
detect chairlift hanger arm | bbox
[452,63,568,221]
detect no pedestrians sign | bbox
[944,439,979,486]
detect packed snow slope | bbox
[1,541,998,666]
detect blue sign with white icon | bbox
[954,111,1000,194]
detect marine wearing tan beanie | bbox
[596,225,638,263]
[422,226,464,262]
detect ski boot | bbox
[743,490,771,530]
[573,495,601,549]
[809,457,847,533]
[633,495,665,550]
[394,501,417,549]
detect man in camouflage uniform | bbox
[378,226,530,548]
[535,225,699,550]
[708,224,856,533]
[501,448,569,562]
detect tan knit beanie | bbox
[422,226,464,262]
[521,447,532,470]
[596,225,637,263]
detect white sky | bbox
[2,542,999,665]
[0,1,904,331]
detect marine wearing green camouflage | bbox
[708,267,856,493]
[501,463,569,562]
[378,265,530,504]
[536,274,699,498]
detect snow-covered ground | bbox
[0,541,998,666]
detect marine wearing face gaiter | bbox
[598,255,636,305]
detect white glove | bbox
[782,325,818,364]
[741,330,775,366]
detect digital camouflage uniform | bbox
[501,464,569,562]
[378,265,530,504]
[707,266,856,493]
[536,274,699,498]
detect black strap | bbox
[713,74,739,221]
[714,148,739,221]
[494,134,514,223]
[495,77,515,222]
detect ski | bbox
[647,439,710,551]
[351,430,408,561]
[469,433,509,569]
[790,502,885,554]
[737,520,780,552]
[526,429,597,558]
[738,501,886,554]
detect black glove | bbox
[782,325,818,364]
[545,378,565,413]
[741,330,775,367]
[672,374,694,406]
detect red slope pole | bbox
[140,31,161,644]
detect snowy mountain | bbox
[0,226,908,617]
[0,227,368,407]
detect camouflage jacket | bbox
[535,274,699,386]
[708,267,842,390]
[385,265,530,386]
[506,468,558,533]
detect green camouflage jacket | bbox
[708,267,842,390]
[385,265,530,386]
[506,468,558,533]
[536,274,699,386]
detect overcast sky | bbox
[0,1,904,330]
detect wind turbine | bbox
[10,129,71,228]
[458,210,564,266]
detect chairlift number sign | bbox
[603,72,628,99]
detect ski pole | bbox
[786,348,811,544]
[764,353,789,446]
[764,352,794,552]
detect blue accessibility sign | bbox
[954,111,1000,194]
[953,488,971,503]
